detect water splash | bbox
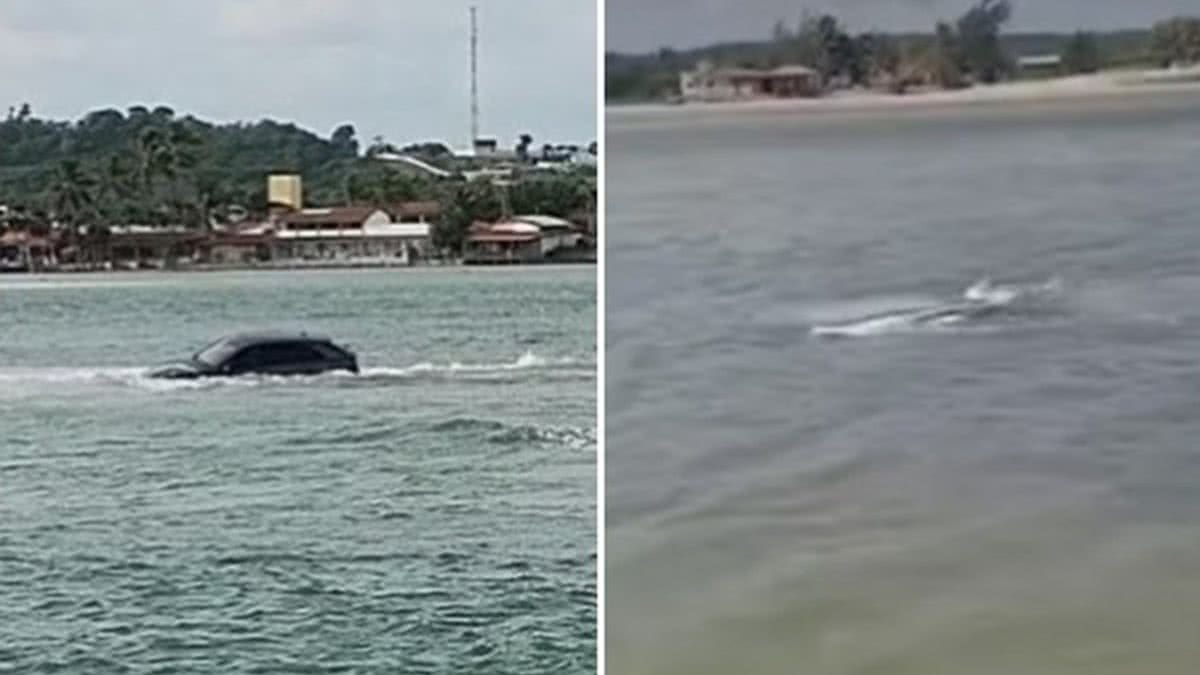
[963,276,1063,304]
[380,350,576,376]
[0,351,586,394]
[810,277,1065,339]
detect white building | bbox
[679,60,821,102]
[512,214,583,255]
[269,206,433,264]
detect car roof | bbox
[219,331,336,347]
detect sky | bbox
[607,0,1200,52]
[0,0,597,150]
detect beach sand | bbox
[607,65,1200,122]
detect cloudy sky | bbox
[608,0,1199,52]
[0,0,597,149]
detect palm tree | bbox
[434,178,503,254]
[49,159,98,264]
[136,122,202,226]
[136,126,169,190]
[51,160,96,223]
[516,133,534,161]
[1151,16,1200,66]
[166,123,202,176]
[99,153,137,224]
[192,173,230,232]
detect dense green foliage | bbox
[1151,17,1200,66]
[0,106,597,254]
[1061,32,1102,74]
[432,172,597,251]
[765,14,893,85]
[0,105,361,224]
[735,1,1013,90]
[953,0,1012,83]
[606,6,1185,102]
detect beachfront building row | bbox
[678,60,822,102]
[0,208,591,271]
[210,203,439,266]
[462,215,585,264]
[23,202,437,271]
[0,171,594,270]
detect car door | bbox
[313,342,355,371]
[258,341,328,376]
[224,345,266,375]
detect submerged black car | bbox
[148,331,359,379]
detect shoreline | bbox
[607,66,1200,120]
[0,259,596,277]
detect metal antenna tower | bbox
[470,5,479,145]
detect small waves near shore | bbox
[0,267,597,673]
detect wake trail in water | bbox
[0,351,589,394]
[809,277,1066,339]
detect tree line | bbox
[0,105,597,253]
[607,5,1200,101]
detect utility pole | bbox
[470,5,479,146]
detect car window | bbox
[258,342,325,366]
[313,343,349,360]
[227,346,263,371]
[195,339,240,367]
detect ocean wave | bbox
[430,418,510,433]
[810,276,1065,339]
[0,351,592,393]
[487,423,596,450]
[361,351,580,378]
[430,417,596,450]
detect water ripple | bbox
[0,268,596,674]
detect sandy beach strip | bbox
[607,66,1200,124]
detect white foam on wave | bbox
[361,350,578,378]
[809,314,924,338]
[0,366,143,384]
[963,276,1062,305]
[772,294,939,328]
[0,278,174,291]
[0,351,583,393]
[810,276,1064,339]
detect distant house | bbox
[203,231,273,265]
[463,221,543,264]
[679,60,822,102]
[532,144,597,171]
[0,230,56,271]
[511,214,582,255]
[102,225,205,269]
[1017,54,1063,77]
[270,206,431,263]
[463,215,588,264]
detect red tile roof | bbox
[388,201,441,219]
[468,232,541,243]
[206,234,273,245]
[280,206,381,226]
[0,231,51,247]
